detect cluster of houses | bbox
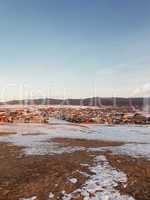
[0,107,49,124]
[45,107,150,124]
[0,106,150,125]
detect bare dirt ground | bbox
[105,153,150,200]
[51,137,125,148]
[0,138,150,200]
[0,131,16,136]
[52,138,150,200]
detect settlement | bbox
[0,106,149,125]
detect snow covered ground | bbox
[0,119,149,200]
[0,119,149,159]
[62,155,135,200]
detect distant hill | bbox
[2,97,149,108]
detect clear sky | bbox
[0,0,150,100]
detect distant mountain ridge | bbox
[1,97,149,108]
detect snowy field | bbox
[0,119,150,159]
[0,119,150,200]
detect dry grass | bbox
[0,138,149,200]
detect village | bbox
[0,106,150,125]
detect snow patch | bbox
[62,156,135,200]
[0,123,150,160]
[68,178,78,184]
[48,192,54,199]
[19,196,37,200]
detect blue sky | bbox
[0,0,150,100]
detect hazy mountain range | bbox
[1,97,149,108]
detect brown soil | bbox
[0,131,16,136]
[0,138,150,200]
[51,138,124,148]
[0,142,96,200]
[104,152,150,200]
[52,138,150,200]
